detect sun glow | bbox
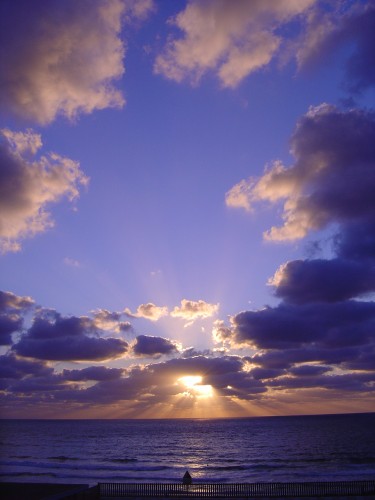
[178,375,213,398]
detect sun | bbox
[178,375,213,398]
[179,375,202,388]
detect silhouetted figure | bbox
[183,470,192,492]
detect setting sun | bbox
[178,375,213,398]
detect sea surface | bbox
[0,413,374,486]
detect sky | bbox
[0,0,374,419]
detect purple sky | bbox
[0,0,374,418]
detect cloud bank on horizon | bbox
[0,0,374,418]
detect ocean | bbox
[0,413,374,486]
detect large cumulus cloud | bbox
[0,0,153,124]
[226,105,375,241]
[0,129,88,253]
[221,100,375,398]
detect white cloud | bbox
[225,178,255,211]
[154,0,315,87]
[125,303,168,321]
[0,0,154,124]
[91,309,125,333]
[63,257,81,268]
[0,128,88,253]
[171,299,219,322]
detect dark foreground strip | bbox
[99,480,375,498]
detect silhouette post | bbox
[182,470,192,492]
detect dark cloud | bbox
[26,314,94,339]
[271,259,375,304]
[251,346,367,370]
[268,371,375,392]
[343,5,375,93]
[341,345,375,371]
[298,3,375,94]
[12,312,128,361]
[250,367,286,380]
[13,335,128,362]
[288,364,332,377]
[10,374,69,393]
[232,300,375,350]
[0,315,22,345]
[0,291,34,344]
[0,353,52,380]
[62,366,124,382]
[132,335,179,357]
[334,220,375,261]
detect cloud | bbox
[0,129,88,253]
[224,179,255,211]
[12,311,128,361]
[270,259,375,304]
[297,2,375,94]
[0,291,34,345]
[125,300,219,324]
[0,353,52,380]
[0,0,127,124]
[289,364,332,377]
[154,0,314,88]
[225,100,375,396]
[231,300,375,350]
[0,315,23,346]
[267,371,375,393]
[212,319,233,344]
[0,290,34,312]
[1,277,374,413]
[334,220,375,262]
[132,335,179,357]
[62,366,124,382]
[63,257,81,268]
[52,355,266,405]
[226,104,375,241]
[171,299,219,322]
[91,309,128,333]
[125,303,168,321]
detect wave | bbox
[0,459,171,473]
[104,458,138,464]
[0,472,57,478]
